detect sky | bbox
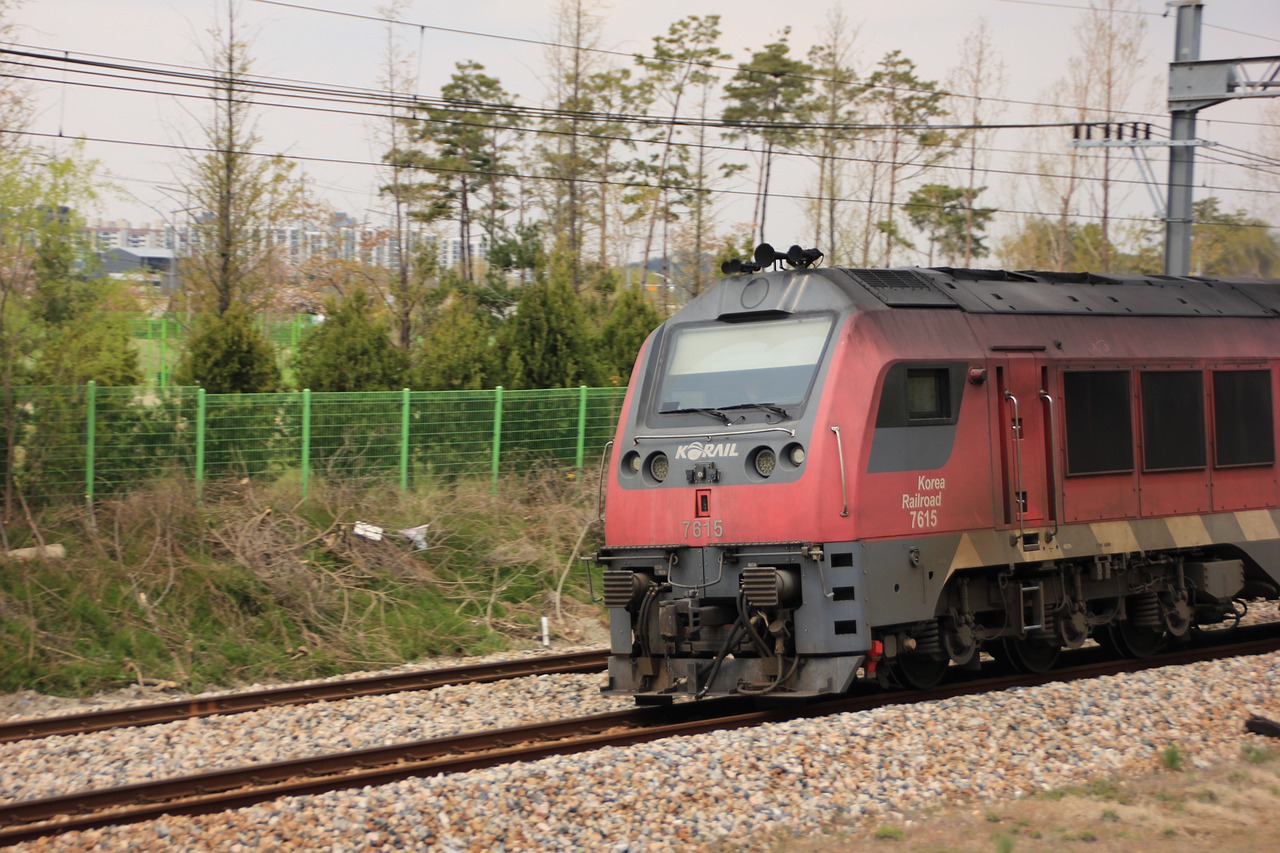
[8,0,1280,262]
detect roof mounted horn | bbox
[721,241,825,276]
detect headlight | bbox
[648,452,669,482]
[752,447,777,478]
[622,451,642,475]
[787,444,806,466]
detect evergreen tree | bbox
[599,287,662,385]
[293,289,407,392]
[905,184,996,266]
[1191,198,1280,278]
[391,61,516,283]
[409,294,496,391]
[32,304,140,388]
[633,16,730,289]
[862,50,954,266]
[174,306,280,394]
[499,253,600,389]
[722,32,814,244]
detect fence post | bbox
[84,380,96,507]
[301,388,312,500]
[195,387,207,498]
[400,387,411,491]
[575,385,588,471]
[160,317,168,387]
[491,386,503,493]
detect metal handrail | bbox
[596,440,613,522]
[830,426,849,517]
[1004,390,1026,545]
[1039,390,1062,543]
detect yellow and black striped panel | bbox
[942,509,1280,578]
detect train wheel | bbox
[999,637,1060,674]
[1104,620,1166,658]
[942,623,978,666]
[1162,595,1193,641]
[893,653,949,690]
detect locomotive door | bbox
[993,353,1058,549]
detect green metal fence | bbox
[4,383,627,505]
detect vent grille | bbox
[741,565,781,608]
[603,570,639,608]
[844,269,958,308]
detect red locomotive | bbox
[594,244,1280,700]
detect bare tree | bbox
[182,2,299,317]
[1069,0,1147,271]
[539,0,608,292]
[947,19,1006,267]
[804,8,864,263]
[373,0,430,349]
[0,0,33,158]
[1005,0,1149,272]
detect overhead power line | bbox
[4,126,1275,232]
[246,0,1279,128]
[7,56,1278,201]
[5,41,1277,183]
[4,42,1277,209]
[987,0,1280,45]
[0,45,1164,135]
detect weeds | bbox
[873,826,904,841]
[0,470,607,695]
[1160,745,1185,771]
[1243,744,1274,764]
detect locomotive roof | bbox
[832,267,1280,318]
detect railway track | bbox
[4,627,1279,847]
[0,650,609,745]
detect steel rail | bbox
[3,629,1278,847]
[0,650,609,745]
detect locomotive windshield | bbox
[655,314,833,415]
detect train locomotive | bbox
[593,242,1280,701]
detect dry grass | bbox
[1,468,607,694]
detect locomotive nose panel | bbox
[597,542,870,699]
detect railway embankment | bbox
[0,473,606,699]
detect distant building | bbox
[100,247,176,289]
[84,216,487,275]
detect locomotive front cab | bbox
[597,259,874,701]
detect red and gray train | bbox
[593,243,1280,700]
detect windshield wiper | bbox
[659,406,735,425]
[722,402,793,420]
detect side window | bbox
[1141,370,1206,471]
[874,363,965,427]
[1213,369,1275,467]
[1064,371,1133,475]
[906,368,949,420]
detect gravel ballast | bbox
[5,642,1280,851]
